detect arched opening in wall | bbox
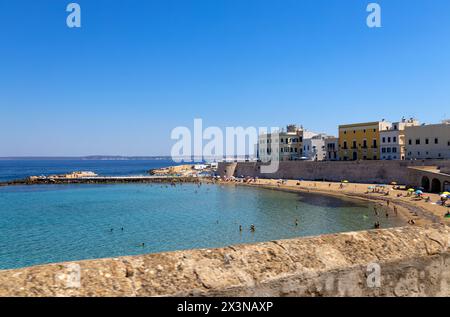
[431,178,442,193]
[421,176,430,192]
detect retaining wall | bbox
[218,160,450,185]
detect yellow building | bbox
[339,121,391,161]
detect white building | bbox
[325,137,339,161]
[303,134,328,161]
[405,120,450,160]
[380,118,420,160]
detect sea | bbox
[0,159,403,269]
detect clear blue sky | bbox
[1,0,449,156]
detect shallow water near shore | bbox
[0,183,403,270]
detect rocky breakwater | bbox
[0,225,448,297]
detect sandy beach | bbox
[218,178,450,228]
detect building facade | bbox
[380,118,420,160]
[303,134,330,161]
[404,121,450,160]
[325,137,339,161]
[339,121,392,161]
[258,125,310,162]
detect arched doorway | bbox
[431,178,441,193]
[352,152,357,161]
[421,176,430,192]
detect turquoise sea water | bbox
[0,183,403,270]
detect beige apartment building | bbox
[380,118,420,160]
[404,121,450,160]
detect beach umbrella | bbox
[390,182,398,185]
[442,192,450,196]
[408,188,415,192]
[342,180,349,183]
[415,190,423,195]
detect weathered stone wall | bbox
[0,225,448,297]
[218,160,450,185]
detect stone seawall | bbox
[0,225,448,297]
[218,160,450,185]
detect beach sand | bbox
[218,178,450,227]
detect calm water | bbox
[0,159,179,182]
[0,183,403,270]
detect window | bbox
[382,148,386,153]
[425,138,429,145]
[448,141,450,146]
[363,140,367,148]
[387,148,391,153]
[373,139,377,148]
[382,137,386,143]
[409,139,412,145]
[416,139,420,145]
[388,137,391,143]
[393,137,397,143]
[435,138,438,144]
[343,141,347,149]
[352,141,357,149]
[393,147,397,153]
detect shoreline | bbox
[218,178,449,227]
[2,175,447,227]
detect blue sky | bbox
[0,0,449,156]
